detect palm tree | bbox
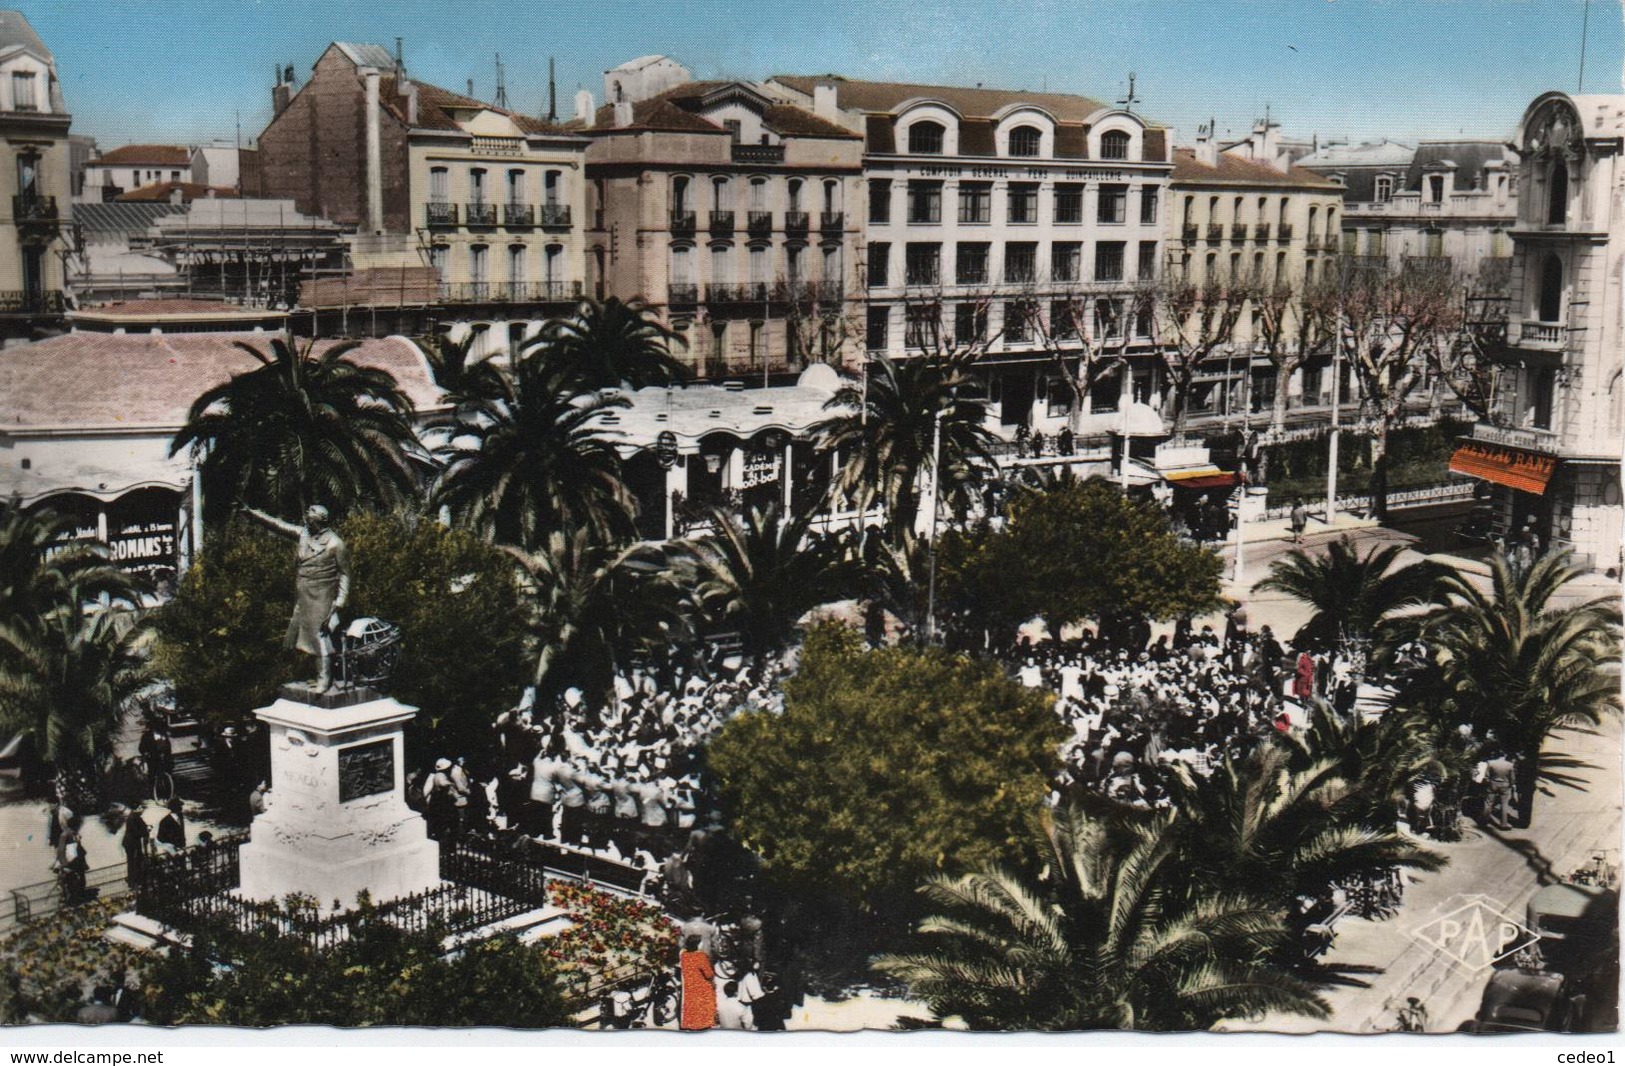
[811,351,994,543]
[0,505,139,627]
[1160,742,1444,912]
[523,296,689,391]
[416,328,512,413]
[876,802,1328,1031]
[0,603,153,810]
[433,348,635,551]
[683,501,853,661]
[171,335,424,526]
[508,530,692,703]
[1409,549,1621,828]
[1253,536,1446,652]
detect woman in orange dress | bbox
[679,934,717,1031]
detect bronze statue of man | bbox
[242,504,351,692]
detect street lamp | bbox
[924,392,948,644]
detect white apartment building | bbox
[767,75,1173,435]
[1450,91,1625,572]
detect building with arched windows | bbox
[1447,91,1625,571]
[766,73,1173,436]
[572,57,864,381]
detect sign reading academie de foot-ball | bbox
[337,738,395,803]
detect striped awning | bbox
[1449,441,1558,495]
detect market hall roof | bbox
[589,364,845,456]
[0,332,444,433]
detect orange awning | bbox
[1449,442,1558,495]
[1169,472,1242,490]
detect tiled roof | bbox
[378,76,576,138]
[93,144,192,167]
[0,333,443,431]
[771,75,1120,124]
[579,82,856,139]
[583,96,727,134]
[761,104,860,139]
[1171,148,1340,190]
[115,181,240,203]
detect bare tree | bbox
[1152,271,1250,440]
[1338,259,1459,519]
[1253,272,1339,437]
[1023,277,1159,433]
[1425,269,1509,424]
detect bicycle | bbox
[137,753,175,804]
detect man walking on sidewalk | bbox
[1290,498,1309,544]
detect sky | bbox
[26,0,1625,152]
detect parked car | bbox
[1455,504,1495,545]
[1471,968,1581,1033]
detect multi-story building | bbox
[256,43,588,350]
[574,57,865,380]
[1168,121,1344,427]
[1449,91,1625,571]
[79,144,191,203]
[0,10,69,338]
[767,74,1173,434]
[1298,138,1517,288]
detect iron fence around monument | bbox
[131,835,554,950]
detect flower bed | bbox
[543,881,678,999]
[0,899,142,1023]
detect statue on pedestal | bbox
[242,504,351,693]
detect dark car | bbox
[1471,969,1582,1033]
[1456,505,1495,545]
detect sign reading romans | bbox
[337,739,395,803]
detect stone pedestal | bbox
[237,687,440,911]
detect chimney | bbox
[364,69,384,234]
[813,82,838,121]
[394,36,404,77]
[271,64,292,117]
[401,81,418,126]
[169,186,184,205]
[613,100,633,128]
[1195,120,1218,166]
[575,89,595,127]
[548,57,557,122]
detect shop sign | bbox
[740,450,782,488]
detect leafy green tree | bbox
[171,336,424,527]
[0,603,153,810]
[153,515,530,759]
[1408,549,1621,827]
[1253,536,1447,652]
[875,802,1329,1031]
[684,502,854,661]
[939,476,1223,644]
[707,625,1064,919]
[811,351,994,542]
[433,348,634,552]
[525,296,689,391]
[143,904,567,1027]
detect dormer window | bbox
[1008,126,1041,158]
[908,121,944,155]
[1100,130,1130,160]
[1374,174,1393,203]
[1427,174,1444,203]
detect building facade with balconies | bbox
[256,43,588,353]
[1168,122,1344,429]
[575,58,864,380]
[767,74,1173,435]
[1298,138,1517,291]
[0,10,69,340]
[1448,92,1625,571]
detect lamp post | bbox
[1326,285,1345,528]
[924,397,947,645]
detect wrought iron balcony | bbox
[820,211,845,233]
[785,210,809,235]
[503,202,534,227]
[709,210,735,236]
[706,282,772,304]
[668,283,699,307]
[747,210,773,236]
[1254,223,1271,240]
[1205,224,1223,242]
[540,204,571,227]
[1181,223,1199,244]
[425,202,459,227]
[1306,235,1321,252]
[12,195,58,226]
[781,279,845,304]
[671,210,696,235]
[1276,223,1294,241]
[438,280,583,304]
[1230,223,1248,241]
[731,143,785,164]
[0,290,64,314]
[466,202,498,226]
